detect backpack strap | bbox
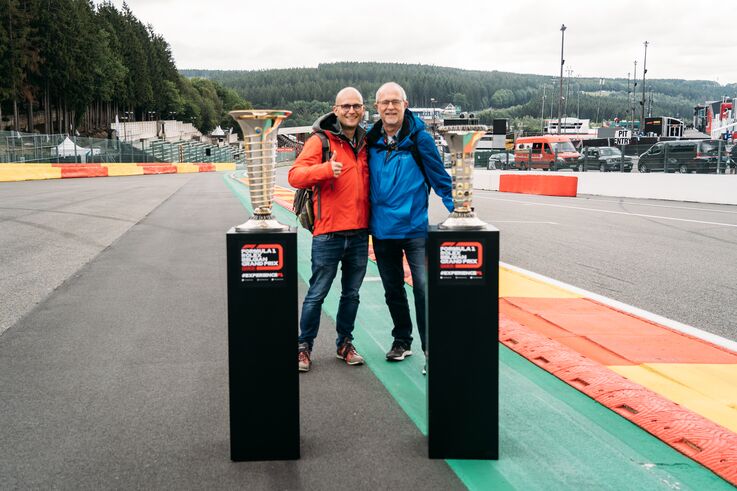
[409,132,431,189]
[311,132,330,224]
[314,132,331,163]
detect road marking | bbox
[578,197,737,215]
[477,196,737,228]
[494,220,559,224]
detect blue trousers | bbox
[298,231,368,350]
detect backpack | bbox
[293,132,330,233]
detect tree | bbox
[491,89,515,108]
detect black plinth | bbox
[427,225,499,460]
[226,228,299,461]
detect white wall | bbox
[473,170,737,205]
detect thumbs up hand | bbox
[329,151,343,177]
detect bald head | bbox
[335,87,363,105]
[332,87,365,139]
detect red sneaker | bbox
[336,341,364,366]
[298,344,312,372]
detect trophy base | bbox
[235,215,289,232]
[438,213,489,230]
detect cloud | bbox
[99,0,737,84]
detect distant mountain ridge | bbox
[181,62,737,128]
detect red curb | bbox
[500,313,737,485]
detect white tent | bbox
[55,137,99,162]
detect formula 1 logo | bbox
[439,241,483,269]
[438,241,484,282]
[241,243,284,282]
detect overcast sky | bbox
[106,0,737,85]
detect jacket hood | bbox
[312,112,341,135]
[312,112,366,142]
[367,109,425,146]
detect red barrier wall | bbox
[499,174,578,197]
[52,164,109,179]
[138,164,178,175]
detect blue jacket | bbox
[366,109,453,239]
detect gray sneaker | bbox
[386,342,412,361]
[422,351,428,375]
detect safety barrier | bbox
[474,170,737,205]
[0,162,236,182]
[498,174,578,197]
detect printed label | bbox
[439,241,484,282]
[241,243,284,283]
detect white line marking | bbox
[577,197,737,215]
[494,220,559,225]
[501,261,737,354]
[478,196,737,228]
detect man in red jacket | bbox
[288,87,370,372]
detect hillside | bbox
[182,63,737,129]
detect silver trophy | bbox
[438,125,489,229]
[229,109,292,232]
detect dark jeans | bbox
[298,231,368,350]
[373,237,427,352]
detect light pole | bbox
[640,41,649,132]
[541,85,547,135]
[430,97,437,139]
[626,71,631,124]
[564,67,573,121]
[557,24,566,135]
[632,60,638,132]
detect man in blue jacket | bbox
[367,82,454,372]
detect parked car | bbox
[487,152,516,170]
[637,140,729,173]
[575,146,634,172]
[513,135,580,171]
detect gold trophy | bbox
[438,125,489,229]
[229,109,292,232]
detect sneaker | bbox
[298,343,311,372]
[422,351,428,376]
[336,341,364,366]
[386,342,412,361]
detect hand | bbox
[329,151,343,177]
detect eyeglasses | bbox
[336,103,364,112]
[377,99,404,108]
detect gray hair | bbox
[375,82,407,102]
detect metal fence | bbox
[480,136,736,174]
[0,131,244,165]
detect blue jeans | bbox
[298,231,368,350]
[372,237,427,352]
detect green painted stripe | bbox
[224,173,732,490]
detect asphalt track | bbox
[445,188,737,343]
[0,172,734,489]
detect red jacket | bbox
[288,113,369,236]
